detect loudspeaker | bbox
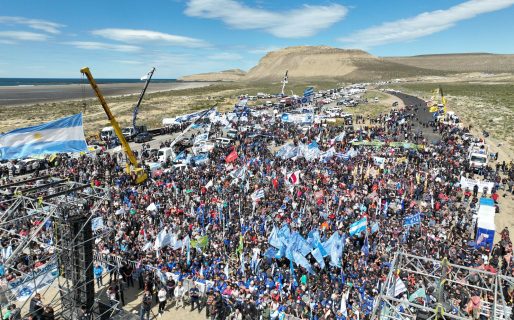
[59,214,95,309]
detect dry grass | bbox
[385,54,514,73]
[0,81,341,136]
[388,82,514,152]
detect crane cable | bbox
[81,73,87,114]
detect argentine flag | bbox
[0,114,87,160]
[349,217,368,236]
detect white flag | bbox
[141,72,151,81]
[389,277,407,297]
[205,180,213,189]
[224,263,229,278]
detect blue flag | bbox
[349,217,367,236]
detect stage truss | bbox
[0,176,129,319]
[372,251,514,320]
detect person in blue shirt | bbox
[94,264,103,288]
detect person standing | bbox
[93,264,103,288]
[29,293,43,320]
[174,281,186,309]
[189,284,200,312]
[140,290,152,320]
[123,263,134,287]
[157,286,167,317]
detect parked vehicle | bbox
[99,127,115,141]
[122,125,147,141]
[192,141,215,155]
[134,132,152,143]
[157,147,176,163]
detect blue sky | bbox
[1,0,513,78]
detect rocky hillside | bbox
[178,46,514,82]
[179,69,246,82]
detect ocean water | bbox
[0,78,177,87]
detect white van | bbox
[100,127,115,141]
[157,147,176,163]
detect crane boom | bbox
[80,67,147,184]
[133,67,156,131]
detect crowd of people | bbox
[1,95,514,320]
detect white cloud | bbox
[0,31,49,41]
[0,16,64,34]
[208,52,243,60]
[91,28,209,48]
[67,41,140,52]
[339,0,514,47]
[184,0,347,38]
[115,60,143,65]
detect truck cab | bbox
[157,147,176,163]
[122,125,148,141]
[100,127,115,141]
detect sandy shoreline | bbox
[0,81,215,107]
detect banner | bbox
[460,176,494,194]
[7,261,59,301]
[373,157,385,165]
[403,213,421,227]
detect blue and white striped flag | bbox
[251,189,265,202]
[303,87,314,97]
[349,217,368,236]
[0,113,87,160]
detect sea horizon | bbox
[0,78,178,87]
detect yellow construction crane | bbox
[80,67,148,184]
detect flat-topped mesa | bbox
[178,69,247,82]
[245,46,377,81]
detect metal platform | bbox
[372,251,513,319]
[0,176,113,319]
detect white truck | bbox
[157,147,176,163]
[100,127,115,141]
[469,143,489,169]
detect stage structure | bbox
[0,175,135,319]
[372,251,514,320]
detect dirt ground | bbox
[15,273,208,320]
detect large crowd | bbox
[1,96,514,320]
